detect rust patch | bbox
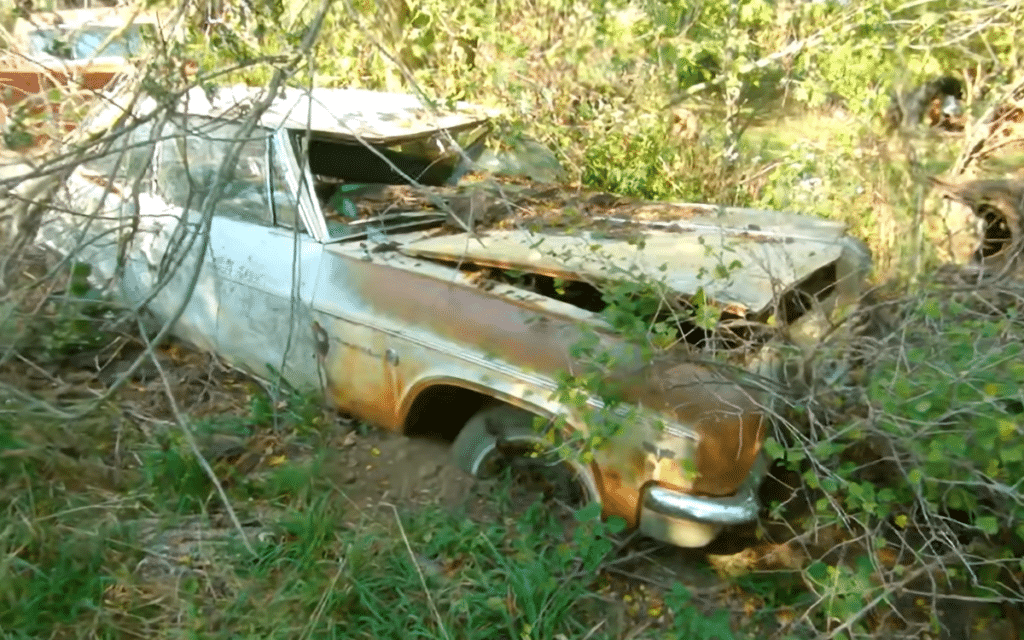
[346,257,581,377]
[693,410,765,497]
[314,316,403,432]
[594,465,642,528]
[624,359,765,497]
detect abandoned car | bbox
[885,75,966,132]
[36,85,871,548]
[0,8,168,146]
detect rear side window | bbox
[156,118,275,226]
[81,120,156,185]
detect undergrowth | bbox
[0,389,735,639]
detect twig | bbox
[602,565,730,597]
[581,620,605,640]
[302,551,348,640]
[623,620,653,640]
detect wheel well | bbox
[407,385,605,507]
[402,384,495,441]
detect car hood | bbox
[398,203,856,316]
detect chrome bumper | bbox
[643,477,760,525]
[637,454,767,547]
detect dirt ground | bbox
[0,329,743,588]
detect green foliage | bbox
[0,415,135,640]
[0,386,636,640]
[139,437,208,512]
[804,556,877,633]
[664,582,738,639]
[764,283,1024,632]
[187,0,1022,210]
[139,381,328,513]
[580,117,737,203]
[0,525,114,636]
[2,102,41,150]
[862,292,1024,539]
[229,491,624,639]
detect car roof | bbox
[85,84,495,145]
[172,85,496,145]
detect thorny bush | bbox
[756,275,1024,637]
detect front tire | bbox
[450,403,599,507]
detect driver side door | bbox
[153,117,325,391]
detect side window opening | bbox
[296,132,466,241]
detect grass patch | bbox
[0,384,691,640]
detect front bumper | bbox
[638,454,767,547]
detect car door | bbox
[286,132,408,429]
[160,117,325,390]
[126,116,230,355]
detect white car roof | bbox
[183,86,495,144]
[88,84,496,145]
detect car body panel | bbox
[399,225,847,315]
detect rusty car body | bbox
[0,8,168,146]
[38,85,871,547]
[932,177,1024,274]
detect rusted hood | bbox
[399,206,852,315]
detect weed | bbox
[664,582,738,639]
